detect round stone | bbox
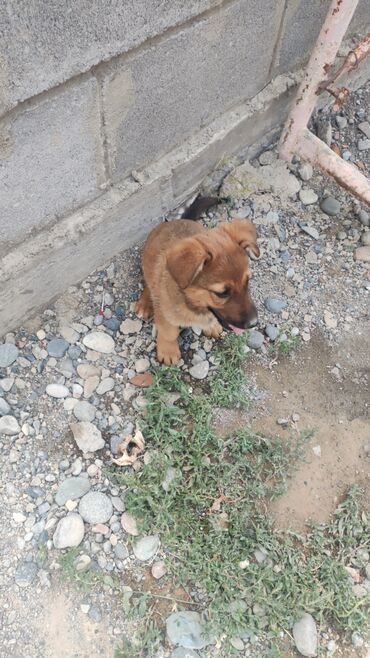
[247,330,264,350]
[79,491,113,524]
[0,398,11,416]
[135,358,150,373]
[96,378,115,395]
[73,401,96,422]
[265,324,279,341]
[320,196,341,216]
[361,231,370,246]
[55,476,91,506]
[53,513,85,548]
[121,512,139,536]
[299,189,318,205]
[264,297,287,314]
[133,534,160,561]
[70,422,105,453]
[293,613,318,658]
[47,338,69,358]
[166,611,211,650]
[0,343,19,368]
[298,163,313,181]
[189,361,209,380]
[358,209,370,227]
[15,561,38,588]
[46,384,69,398]
[82,331,115,354]
[120,318,143,335]
[0,415,20,435]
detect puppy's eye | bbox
[214,290,230,299]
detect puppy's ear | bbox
[166,237,211,289]
[220,219,260,258]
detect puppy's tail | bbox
[182,194,221,220]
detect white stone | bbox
[0,415,20,435]
[134,358,150,373]
[46,384,69,398]
[120,319,143,334]
[82,331,115,354]
[53,513,85,549]
[70,422,105,453]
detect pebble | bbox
[358,138,370,151]
[79,491,113,524]
[121,512,139,536]
[55,476,91,506]
[45,384,69,399]
[358,121,370,138]
[358,209,370,227]
[82,332,115,354]
[189,361,209,380]
[264,297,287,314]
[134,358,150,373]
[298,223,319,240]
[351,631,364,648]
[151,560,167,579]
[47,338,69,358]
[298,163,313,181]
[299,189,318,205]
[114,543,129,560]
[166,611,211,649]
[230,637,244,651]
[355,246,370,262]
[0,377,14,392]
[335,115,347,130]
[53,513,85,548]
[0,343,19,368]
[15,561,38,588]
[293,613,318,657]
[120,319,142,335]
[0,415,20,435]
[96,377,115,395]
[133,534,160,561]
[265,324,279,341]
[70,422,105,453]
[247,330,264,350]
[320,196,340,216]
[0,398,11,415]
[170,649,200,658]
[361,231,370,246]
[73,400,96,422]
[259,150,275,165]
[77,364,101,379]
[74,554,92,572]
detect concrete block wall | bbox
[0,0,369,333]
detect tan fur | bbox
[135,218,259,365]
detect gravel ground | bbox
[0,83,369,658]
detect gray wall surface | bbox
[0,0,369,265]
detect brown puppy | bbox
[135,218,260,365]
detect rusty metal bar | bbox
[279,0,370,208]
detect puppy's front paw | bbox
[135,288,153,320]
[157,340,181,366]
[203,322,223,339]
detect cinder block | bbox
[275,0,370,74]
[0,0,223,113]
[102,0,283,182]
[0,78,104,254]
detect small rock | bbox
[323,311,337,329]
[114,543,129,560]
[335,115,347,130]
[358,138,370,151]
[312,445,321,457]
[55,476,91,506]
[73,400,96,422]
[298,163,313,181]
[120,318,143,335]
[320,196,341,216]
[15,561,38,588]
[299,189,318,205]
[362,231,370,246]
[74,554,91,572]
[96,377,115,395]
[358,121,370,138]
[53,513,85,549]
[230,637,244,651]
[46,384,69,399]
[0,415,20,435]
[265,324,279,341]
[0,377,14,392]
[247,330,264,350]
[79,491,113,524]
[293,613,318,657]
[82,332,115,354]
[152,560,167,579]
[88,606,102,623]
[166,611,211,650]
[189,361,209,380]
[121,512,139,536]
[77,364,101,379]
[259,150,275,165]
[71,421,104,453]
[266,210,279,224]
[134,358,150,373]
[59,326,79,344]
[0,398,11,415]
[170,649,200,658]
[298,223,319,240]
[0,343,19,368]
[355,246,370,262]
[47,338,69,358]
[358,209,370,227]
[133,534,160,561]
[351,631,364,648]
[264,297,287,314]
[83,375,100,398]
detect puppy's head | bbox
[166,219,260,332]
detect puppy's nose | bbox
[246,316,258,328]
